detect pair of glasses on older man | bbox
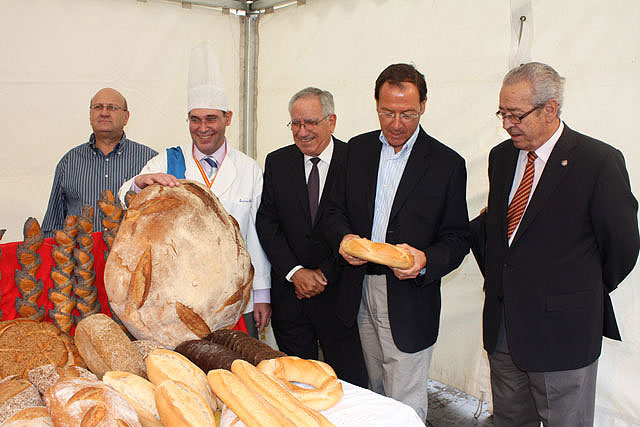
[287,114,330,130]
[495,105,541,124]
[90,104,126,112]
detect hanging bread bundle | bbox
[48,215,79,333]
[73,206,101,321]
[104,181,254,347]
[14,218,45,321]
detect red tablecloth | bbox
[0,231,246,334]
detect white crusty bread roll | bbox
[340,237,414,269]
[102,371,162,427]
[207,369,295,427]
[146,349,216,411]
[154,380,215,427]
[257,356,343,410]
[0,406,53,427]
[74,313,145,379]
[44,377,141,427]
[231,359,334,427]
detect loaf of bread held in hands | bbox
[340,237,414,269]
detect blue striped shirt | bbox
[41,133,157,236]
[370,125,421,242]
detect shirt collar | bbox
[303,137,334,165]
[379,124,421,155]
[193,139,227,166]
[88,132,127,154]
[531,121,564,164]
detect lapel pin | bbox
[561,159,568,167]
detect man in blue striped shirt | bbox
[41,88,157,236]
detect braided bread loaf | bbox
[14,218,45,321]
[48,215,79,333]
[73,206,101,322]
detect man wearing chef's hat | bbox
[119,41,271,336]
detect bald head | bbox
[89,88,130,147]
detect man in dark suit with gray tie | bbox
[471,62,639,426]
[256,87,368,387]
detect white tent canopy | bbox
[1,1,639,425]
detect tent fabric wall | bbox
[256,1,640,425]
[0,0,240,243]
[1,0,639,425]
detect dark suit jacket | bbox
[256,138,346,320]
[474,124,639,372]
[325,128,470,353]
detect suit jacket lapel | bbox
[495,145,519,247]
[290,147,312,224]
[511,126,575,244]
[363,136,383,228]
[316,139,345,226]
[388,129,431,222]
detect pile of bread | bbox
[0,314,344,426]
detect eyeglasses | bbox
[287,114,330,131]
[495,105,540,124]
[91,104,126,112]
[377,111,421,122]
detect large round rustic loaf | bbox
[104,180,254,347]
[74,314,145,379]
[0,319,85,379]
[44,377,141,427]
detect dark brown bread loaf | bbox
[206,329,286,366]
[175,339,247,372]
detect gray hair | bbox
[503,62,566,116]
[288,87,335,116]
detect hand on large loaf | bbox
[389,243,426,280]
[134,173,180,189]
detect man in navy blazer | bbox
[471,62,639,426]
[256,87,368,387]
[325,64,470,420]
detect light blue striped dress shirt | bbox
[370,125,421,242]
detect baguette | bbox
[153,380,215,427]
[146,349,216,411]
[340,237,414,269]
[231,359,333,427]
[206,369,295,427]
[102,371,162,427]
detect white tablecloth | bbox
[220,380,425,426]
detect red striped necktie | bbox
[506,151,537,239]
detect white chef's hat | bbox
[187,41,228,112]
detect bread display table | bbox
[220,380,425,427]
